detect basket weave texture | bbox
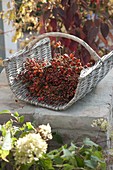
[3,32,113,110]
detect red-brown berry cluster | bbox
[17,46,95,107]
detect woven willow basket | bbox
[3,32,113,110]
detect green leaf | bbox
[1,127,6,137]
[99,161,106,170]
[53,156,63,165]
[26,122,35,130]
[39,157,54,170]
[47,149,61,159]
[5,120,12,128]
[62,148,73,158]
[1,150,9,162]
[84,160,97,169]
[12,137,17,143]
[19,115,24,123]
[93,150,103,158]
[19,164,32,170]
[2,131,12,151]
[0,110,11,114]
[75,156,84,167]
[91,155,105,163]
[83,138,98,147]
[69,142,78,152]
[14,111,19,117]
[63,164,74,170]
[69,157,78,167]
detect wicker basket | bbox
[3,32,113,110]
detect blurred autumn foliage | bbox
[1,0,113,57]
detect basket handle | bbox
[26,32,101,61]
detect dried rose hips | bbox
[16,43,95,107]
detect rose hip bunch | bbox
[17,43,95,106]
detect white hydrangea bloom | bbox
[38,123,52,140]
[91,118,108,132]
[14,133,47,165]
